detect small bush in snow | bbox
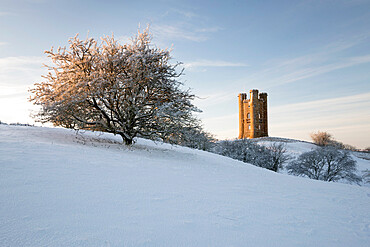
[310,131,358,151]
[286,147,362,184]
[310,131,334,146]
[213,140,290,172]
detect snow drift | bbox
[0,125,369,246]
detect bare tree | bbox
[286,149,325,180]
[310,131,359,151]
[287,147,362,184]
[213,139,265,164]
[266,142,291,172]
[30,28,201,145]
[213,140,290,172]
[310,131,334,146]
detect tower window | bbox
[248,125,251,130]
[247,113,250,119]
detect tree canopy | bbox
[30,29,202,145]
[213,139,290,172]
[287,147,361,184]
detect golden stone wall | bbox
[238,89,268,139]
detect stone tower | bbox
[238,89,268,139]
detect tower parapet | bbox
[238,89,268,139]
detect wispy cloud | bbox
[184,59,248,69]
[266,54,370,87]
[152,24,220,42]
[195,27,222,33]
[167,9,198,19]
[152,24,204,42]
[270,92,370,114]
[321,33,370,53]
[152,7,221,44]
[0,56,48,74]
[0,42,8,46]
[193,90,237,109]
[263,33,370,86]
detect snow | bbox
[0,125,369,246]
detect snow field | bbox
[0,125,369,246]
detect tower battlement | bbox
[238,89,268,139]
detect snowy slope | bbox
[0,125,369,247]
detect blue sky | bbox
[1,0,369,148]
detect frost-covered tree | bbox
[168,123,216,151]
[212,139,289,172]
[265,142,291,172]
[213,139,253,163]
[286,149,325,180]
[362,169,370,184]
[287,147,362,184]
[30,28,201,145]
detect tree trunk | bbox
[120,134,133,145]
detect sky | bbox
[0,0,369,148]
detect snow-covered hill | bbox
[0,125,369,246]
